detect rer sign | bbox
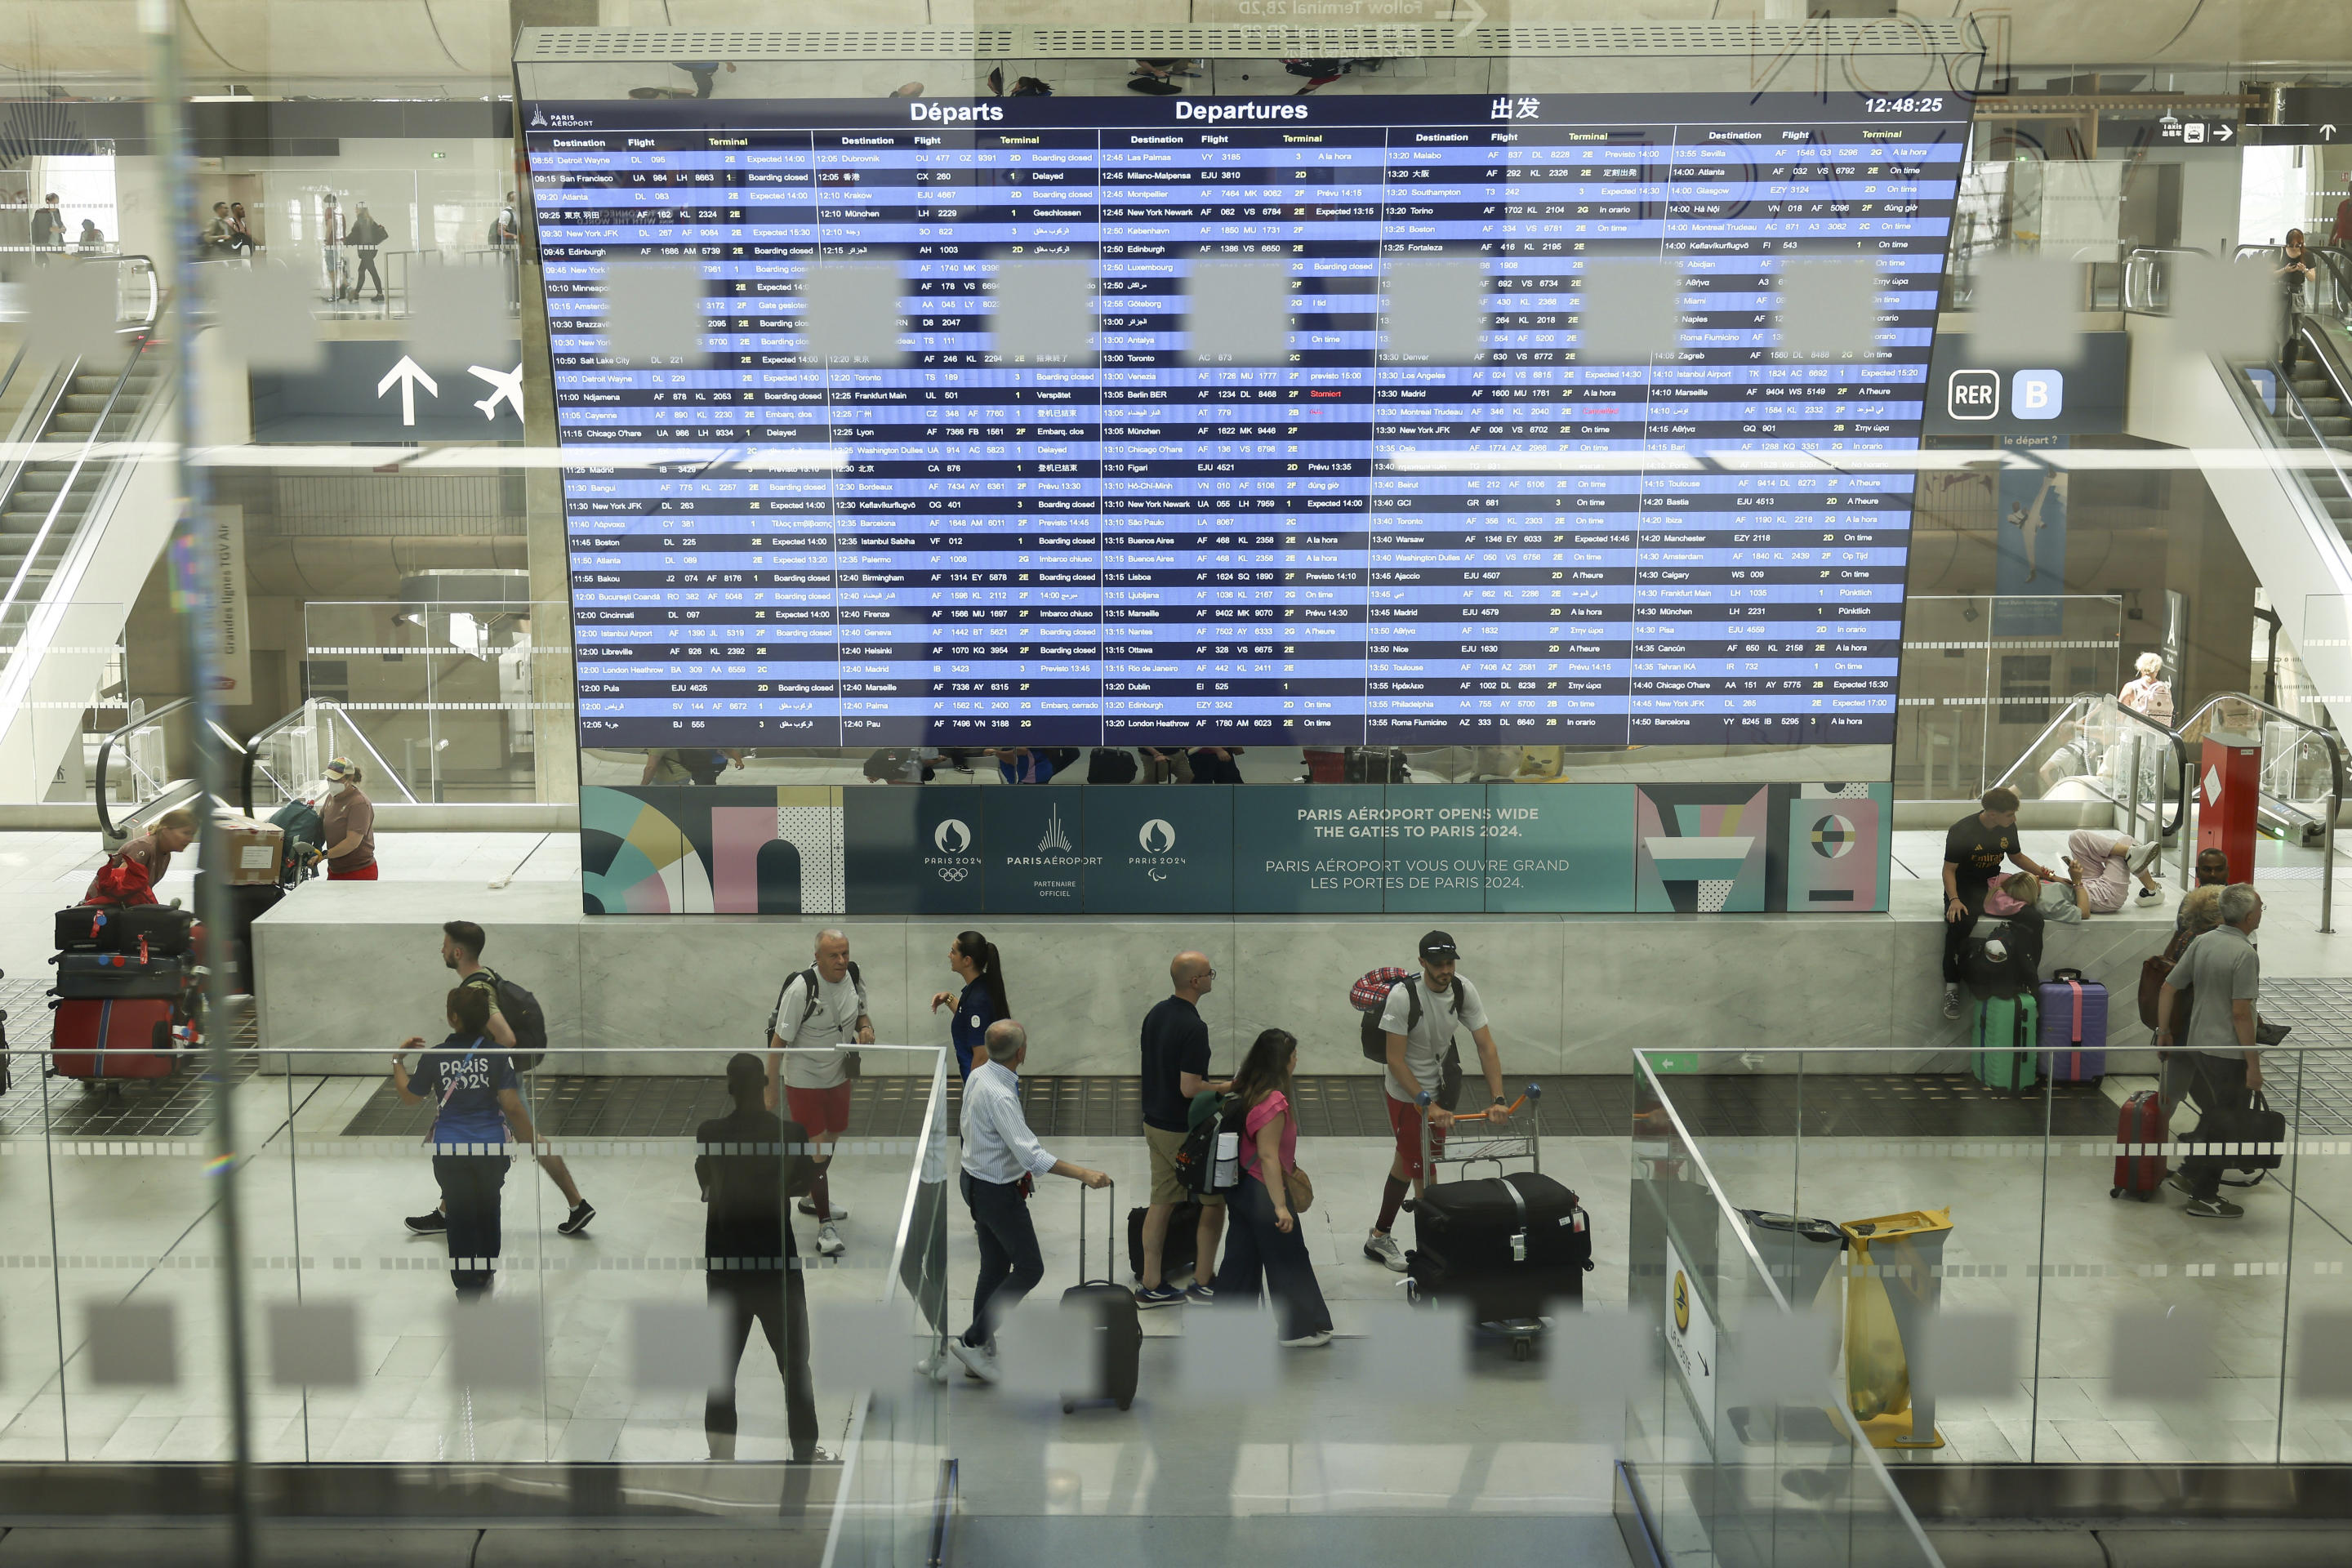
[1948,368,1999,419]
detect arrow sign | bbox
[2216,123,2234,142]
[1440,0,1486,40]
[374,355,439,426]
[2325,123,2341,141]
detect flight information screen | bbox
[523,90,1967,748]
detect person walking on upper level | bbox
[1365,931,1510,1272]
[1135,951,1228,1307]
[2156,884,2266,1220]
[764,929,871,1259]
[950,1020,1111,1385]
[30,192,63,262]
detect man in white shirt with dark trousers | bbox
[950,1018,1110,1384]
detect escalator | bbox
[0,256,176,801]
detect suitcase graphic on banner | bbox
[51,997,176,1080]
[1970,993,2038,1092]
[2037,969,2109,1082]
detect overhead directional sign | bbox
[248,340,525,443]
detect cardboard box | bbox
[216,815,283,886]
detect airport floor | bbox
[7,818,2352,1514]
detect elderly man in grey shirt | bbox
[2155,883,2265,1219]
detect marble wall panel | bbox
[257,880,2178,1080]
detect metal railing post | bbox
[2124,733,2143,841]
[141,7,256,1564]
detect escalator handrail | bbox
[240,697,420,810]
[2265,324,2352,508]
[2176,689,2345,933]
[237,702,314,817]
[314,699,420,804]
[0,323,162,633]
[2122,245,2212,314]
[95,694,194,842]
[1992,691,2192,835]
[2176,690,2347,804]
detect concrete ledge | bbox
[253,877,2176,1076]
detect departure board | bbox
[523,91,1968,749]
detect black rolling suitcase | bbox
[1408,1171,1592,1323]
[1062,1180,1141,1413]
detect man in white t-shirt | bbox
[1363,930,1510,1272]
[766,929,873,1258]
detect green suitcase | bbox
[1971,993,2038,1092]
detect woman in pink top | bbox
[1209,1027,1332,1348]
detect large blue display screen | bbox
[522,90,1967,749]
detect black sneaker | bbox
[404,1210,447,1236]
[557,1200,595,1236]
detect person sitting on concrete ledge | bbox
[2062,829,2164,911]
[1986,868,2087,925]
[1942,787,2060,1020]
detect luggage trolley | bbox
[1407,1082,1557,1361]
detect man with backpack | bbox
[1134,951,1229,1307]
[1362,931,1509,1272]
[764,929,874,1259]
[403,921,596,1239]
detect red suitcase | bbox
[2110,1088,2166,1200]
[51,998,177,1080]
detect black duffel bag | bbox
[1406,1171,1592,1321]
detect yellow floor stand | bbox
[1840,1209,1953,1450]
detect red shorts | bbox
[786,1083,853,1138]
[327,862,378,881]
[1386,1092,1447,1180]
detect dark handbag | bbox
[841,1049,862,1080]
[1437,1041,1463,1111]
[2139,929,2191,1029]
[2189,1067,2286,1172]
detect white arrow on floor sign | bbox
[375,355,439,426]
[1441,0,1486,40]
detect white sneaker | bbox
[2128,840,2162,875]
[1281,1328,1334,1348]
[1941,985,1962,1021]
[947,1339,1000,1384]
[1363,1231,1406,1272]
[815,1223,846,1258]
[797,1198,848,1220]
[914,1348,952,1384]
[2136,884,2162,904]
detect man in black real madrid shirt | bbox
[1941,786,2059,1019]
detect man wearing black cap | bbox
[1363,930,1509,1272]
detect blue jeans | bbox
[1214,1173,1330,1341]
[960,1172,1043,1348]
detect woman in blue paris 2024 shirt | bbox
[392,985,528,1299]
[929,929,1009,1079]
